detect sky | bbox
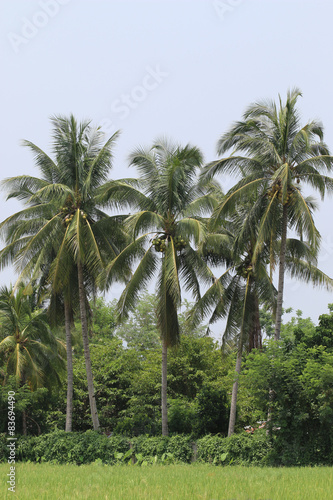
[2,0,333,337]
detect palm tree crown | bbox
[0,283,65,391]
[101,139,217,344]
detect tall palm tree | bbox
[0,283,65,434]
[99,139,217,435]
[190,191,333,435]
[0,115,128,430]
[189,202,276,436]
[202,88,333,340]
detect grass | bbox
[1,463,333,499]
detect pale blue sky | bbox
[2,0,333,334]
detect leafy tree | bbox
[280,305,333,350]
[0,377,52,435]
[116,293,207,352]
[115,292,160,351]
[241,336,333,464]
[194,384,229,436]
[69,331,228,436]
[90,297,117,338]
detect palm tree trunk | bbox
[161,338,168,436]
[228,342,242,437]
[274,203,288,340]
[254,293,262,350]
[77,260,100,431]
[22,409,27,436]
[64,300,73,432]
[249,295,262,351]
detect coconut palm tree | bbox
[0,115,128,430]
[189,201,276,436]
[0,283,65,434]
[99,139,217,435]
[202,88,333,340]
[190,190,333,435]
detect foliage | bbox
[3,430,272,466]
[240,330,333,464]
[194,384,229,436]
[90,297,118,339]
[293,304,333,349]
[15,430,129,465]
[115,292,160,351]
[0,378,54,435]
[0,284,66,391]
[196,432,272,465]
[4,327,227,437]
[168,399,196,435]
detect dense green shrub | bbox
[194,385,229,436]
[130,435,193,463]
[166,435,193,463]
[5,429,333,466]
[0,433,8,462]
[130,435,169,458]
[7,430,274,466]
[16,431,129,465]
[197,432,272,465]
[168,399,196,434]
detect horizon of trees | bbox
[0,88,333,439]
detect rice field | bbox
[1,463,333,500]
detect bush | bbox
[131,435,193,464]
[11,432,196,465]
[7,429,327,466]
[168,399,196,434]
[16,431,129,465]
[130,435,169,458]
[166,435,193,463]
[0,434,8,462]
[197,432,272,465]
[194,385,229,436]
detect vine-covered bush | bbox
[5,430,333,466]
[197,432,272,465]
[15,431,129,465]
[130,435,169,458]
[166,435,193,463]
[130,435,193,463]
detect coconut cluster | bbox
[152,235,187,253]
[267,183,294,204]
[237,263,253,278]
[64,214,73,226]
[152,237,167,252]
[173,235,187,251]
[62,207,87,225]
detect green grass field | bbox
[1,463,333,500]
